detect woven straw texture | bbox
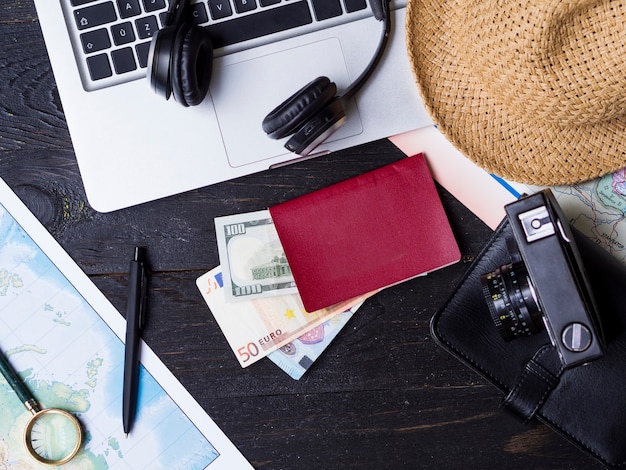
[406,0,626,185]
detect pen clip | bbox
[138,261,148,330]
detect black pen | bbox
[123,246,148,437]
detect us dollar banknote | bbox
[215,209,298,303]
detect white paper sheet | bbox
[0,178,252,469]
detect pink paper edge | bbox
[389,126,519,230]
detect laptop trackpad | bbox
[210,38,363,168]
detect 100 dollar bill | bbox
[215,210,298,303]
[197,266,373,367]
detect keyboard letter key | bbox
[135,16,160,39]
[111,22,136,45]
[117,0,142,18]
[208,0,233,20]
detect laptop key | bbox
[74,2,117,30]
[312,0,343,20]
[207,1,313,48]
[191,3,209,23]
[111,47,137,74]
[118,0,142,18]
[208,0,233,20]
[135,41,152,68]
[143,0,167,12]
[343,0,366,13]
[86,53,113,80]
[234,0,257,14]
[80,28,111,54]
[135,15,160,39]
[111,22,136,45]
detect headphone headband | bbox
[164,0,190,28]
[262,1,394,155]
[341,0,391,101]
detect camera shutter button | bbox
[562,323,592,352]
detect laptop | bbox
[34,0,432,212]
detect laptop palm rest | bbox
[210,37,362,168]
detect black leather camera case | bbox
[431,218,626,468]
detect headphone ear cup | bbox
[285,97,347,155]
[148,25,178,100]
[262,76,337,139]
[170,24,214,107]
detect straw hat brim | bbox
[405,0,626,186]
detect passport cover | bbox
[269,154,461,312]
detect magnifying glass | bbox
[0,348,83,465]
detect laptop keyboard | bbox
[63,0,371,91]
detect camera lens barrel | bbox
[481,262,543,341]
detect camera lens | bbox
[481,262,543,341]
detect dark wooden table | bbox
[0,3,604,469]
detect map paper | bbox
[541,169,626,265]
[0,179,251,469]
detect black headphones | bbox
[147,0,391,153]
[262,0,391,155]
[147,0,213,107]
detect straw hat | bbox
[406,0,626,185]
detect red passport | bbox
[269,154,461,312]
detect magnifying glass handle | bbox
[0,349,40,414]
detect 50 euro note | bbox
[196,266,374,368]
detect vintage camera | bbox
[480,190,605,368]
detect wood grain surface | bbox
[0,2,604,468]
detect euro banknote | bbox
[267,304,361,379]
[196,266,374,367]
